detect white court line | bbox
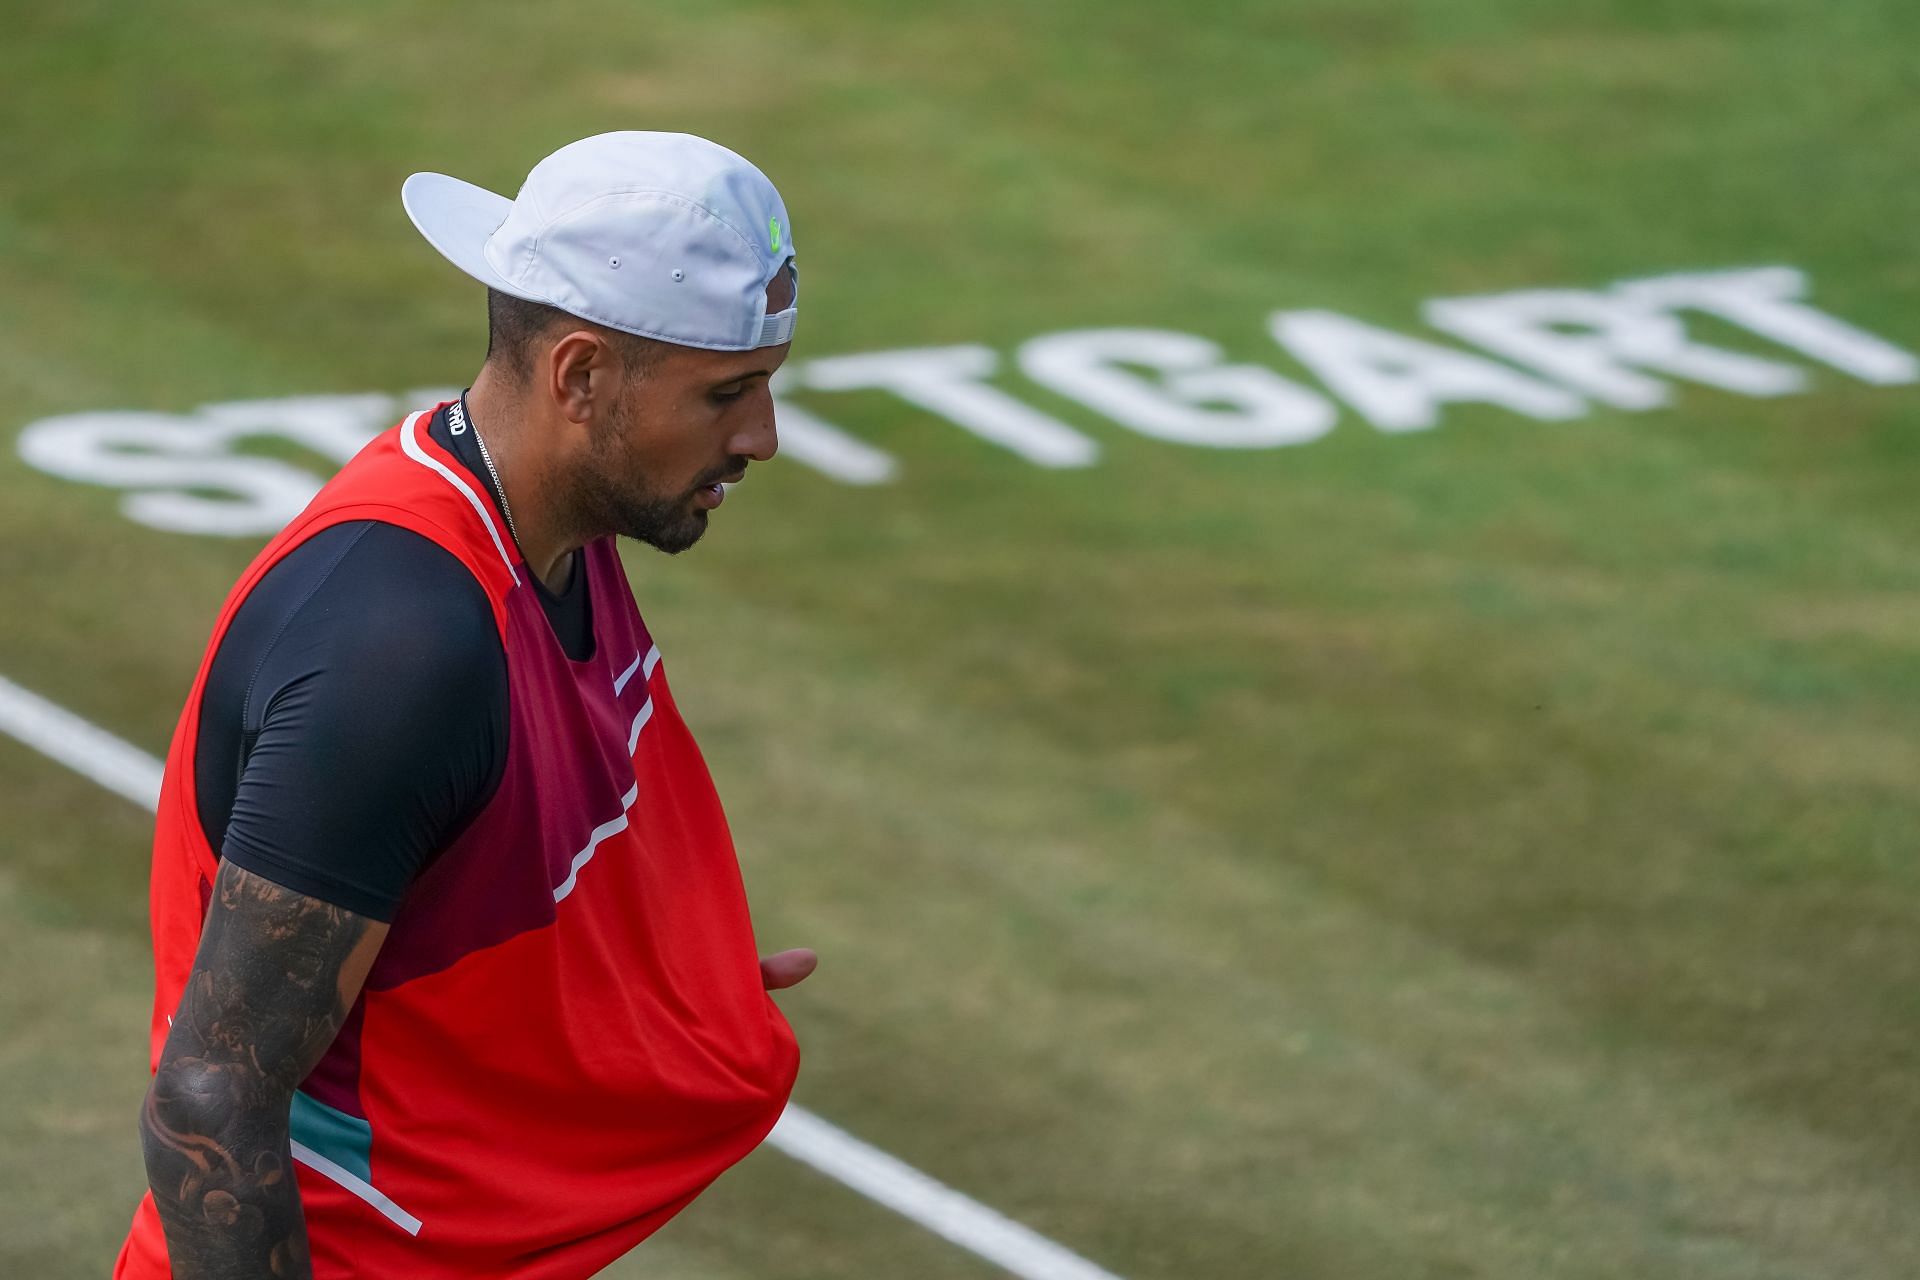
[0,674,163,810]
[0,670,1126,1280]
[768,1108,1126,1280]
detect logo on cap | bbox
[769,217,782,254]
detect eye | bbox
[710,384,746,403]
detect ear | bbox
[544,329,619,426]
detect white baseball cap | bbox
[402,131,796,352]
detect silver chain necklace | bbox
[454,398,521,550]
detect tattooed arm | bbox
[139,862,389,1278]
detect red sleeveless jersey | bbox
[116,406,800,1278]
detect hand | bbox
[759,948,817,991]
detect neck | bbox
[464,366,580,593]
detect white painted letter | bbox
[16,411,325,536]
[197,394,395,464]
[1425,288,1807,410]
[1268,310,1585,432]
[1017,328,1336,447]
[769,369,899,485]
[1616,266,1919,386]
[800,345,1098,468]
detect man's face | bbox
[577,272,794,554]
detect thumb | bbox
[759,948,818,991]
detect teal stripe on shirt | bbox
[289,1090,374,1184]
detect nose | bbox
[728,390,779,463]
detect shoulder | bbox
[248,521,505,712]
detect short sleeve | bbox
[206,522,508,922]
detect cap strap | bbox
[757,306,798,346]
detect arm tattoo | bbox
[139,862,386,1278]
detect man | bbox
[116,131,816,1278]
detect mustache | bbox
[693,459,749,490]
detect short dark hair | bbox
[485,288,665,383]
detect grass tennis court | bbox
[4,1,1919,1276]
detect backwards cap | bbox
[402,131,796,351]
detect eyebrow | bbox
[710,368,773,390]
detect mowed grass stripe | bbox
[660,553,1920,1280]
[0,866,154,1280]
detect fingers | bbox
[759,947,818,991]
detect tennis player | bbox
[117,131,813,1278]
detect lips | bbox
[692,466,746,511]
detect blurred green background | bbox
[3,1,1919,1276]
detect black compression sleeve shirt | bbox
[194,521,509,920]
[192,398,591,921]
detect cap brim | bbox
[401,172,519,295]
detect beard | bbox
[608,489,707,554]
[576,401,717,555]
[595,477,708,554]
